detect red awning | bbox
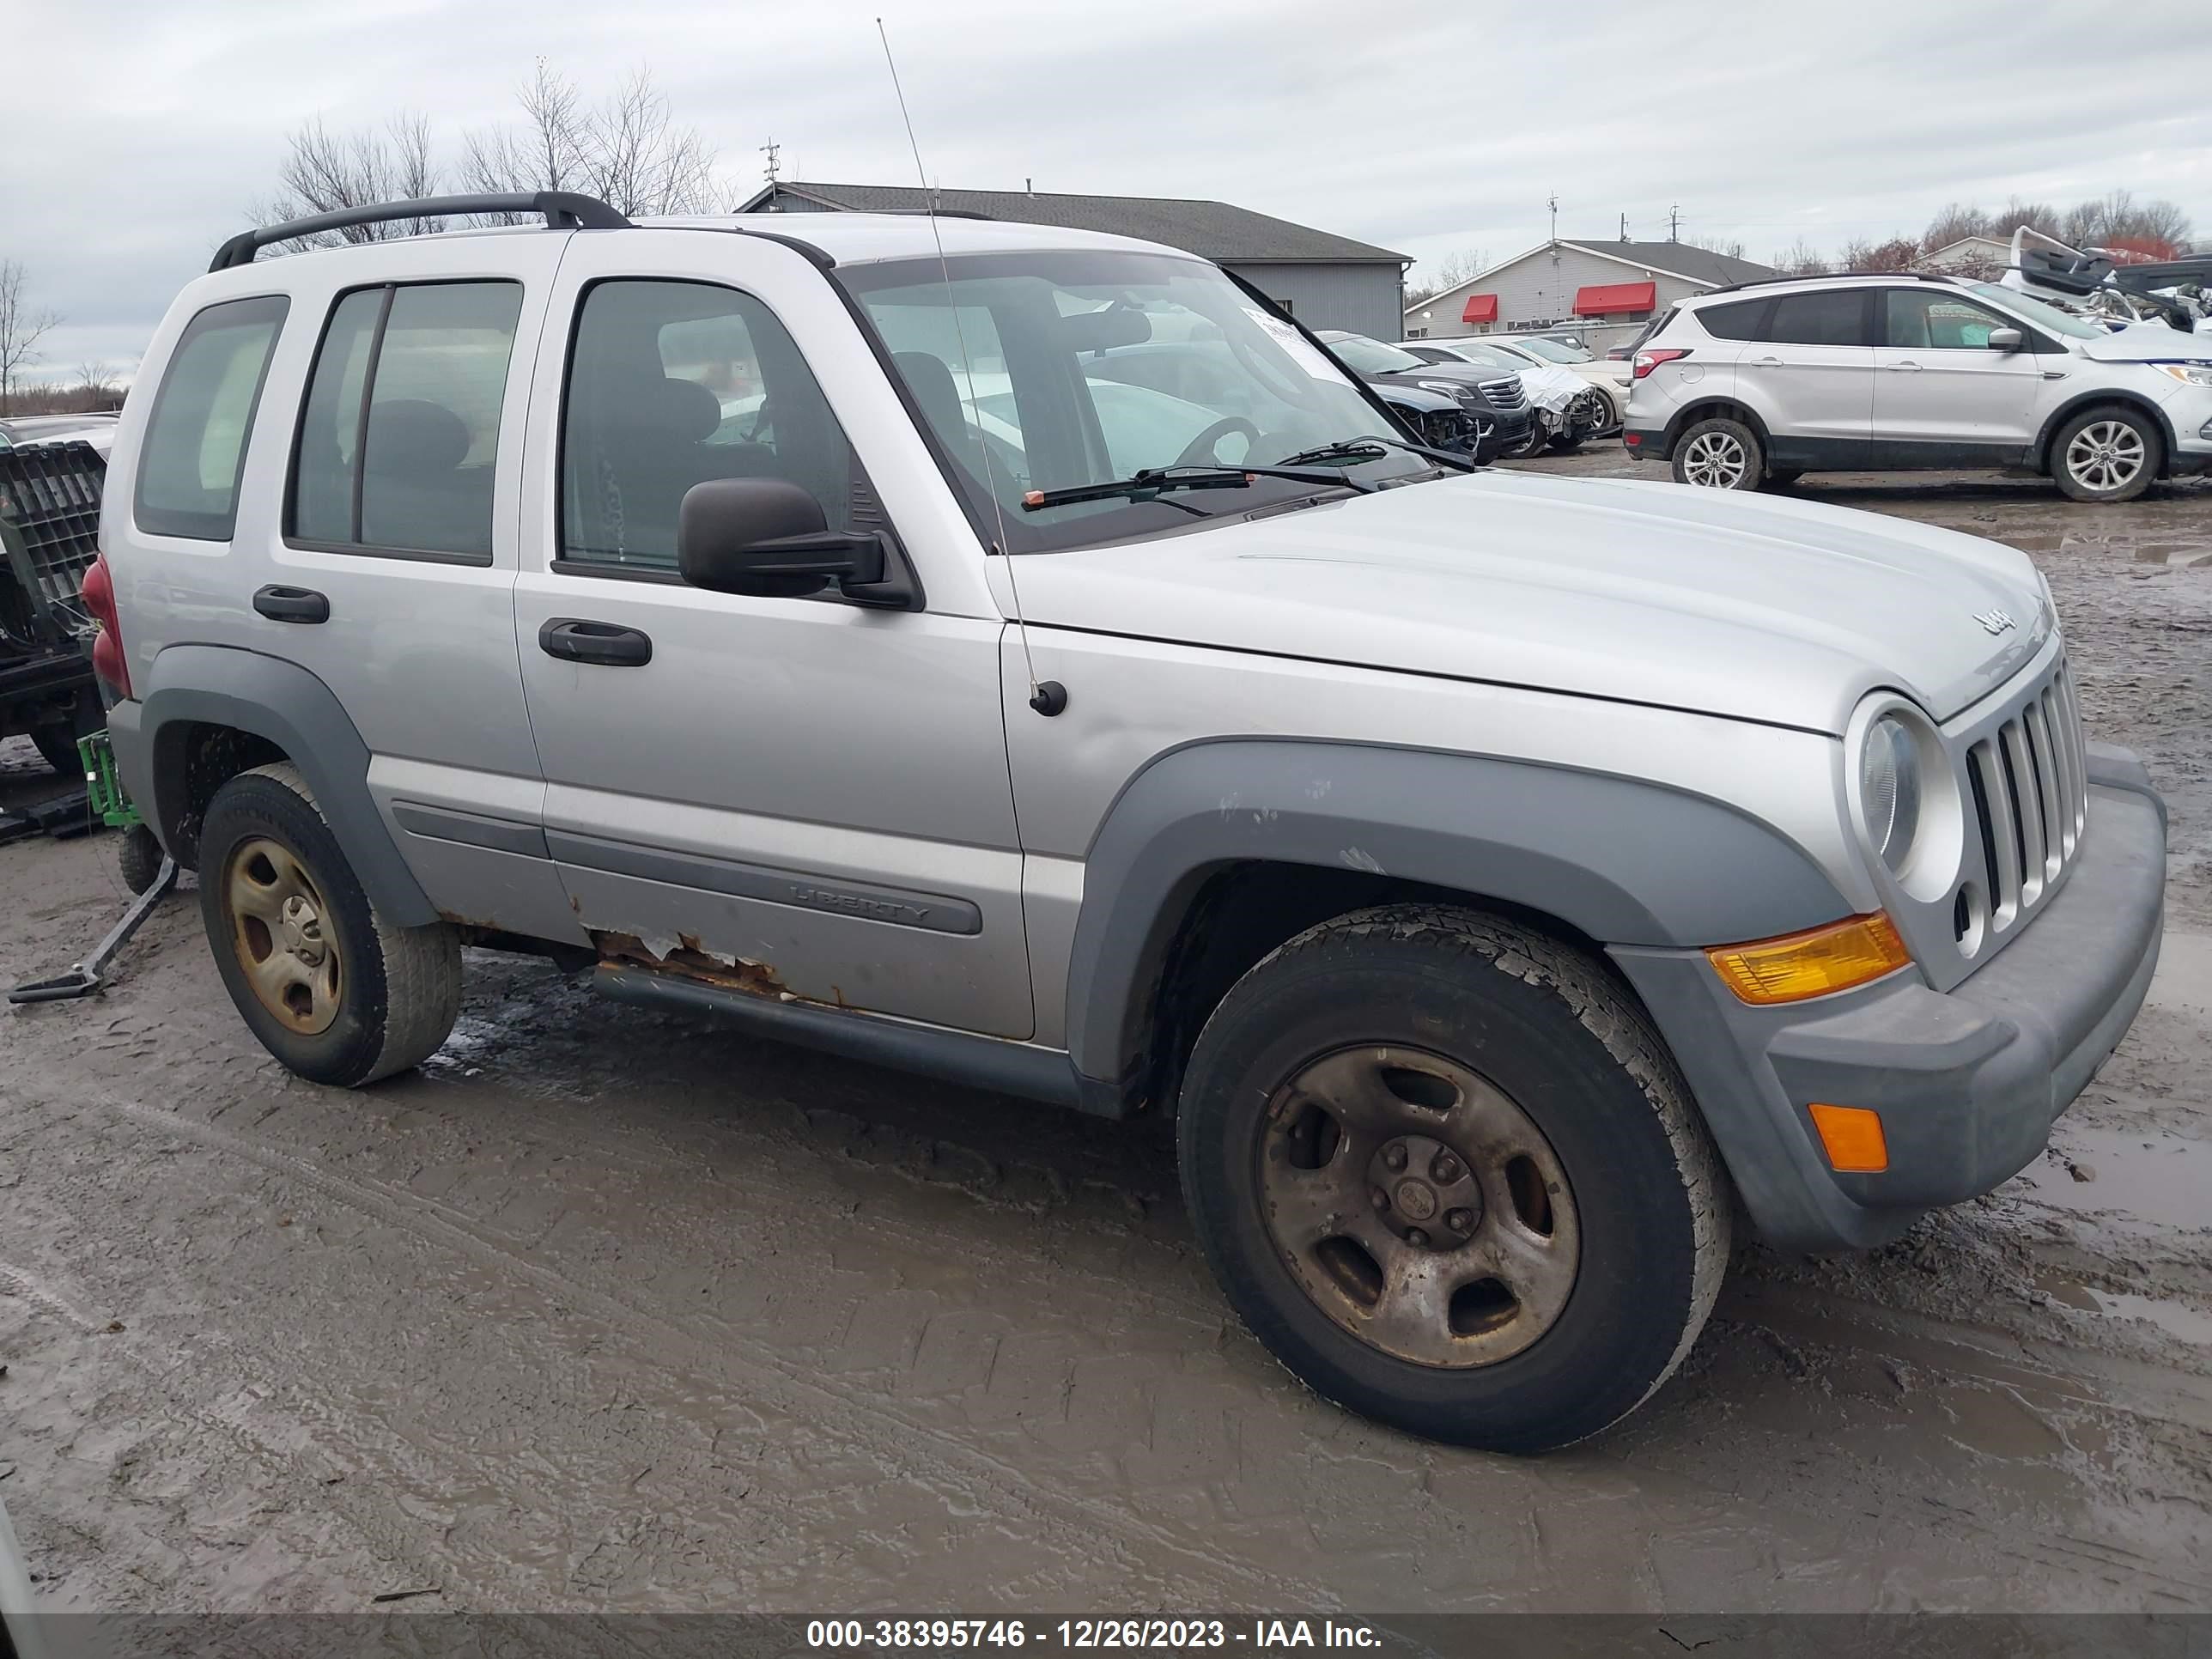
[1460,292,1498,324]
[1574,281,1656,316]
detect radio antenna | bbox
[875,18,1054,713]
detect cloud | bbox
[8,0,2209,378]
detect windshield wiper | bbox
[1019,463,1375,514]
[1278,434,1480,474]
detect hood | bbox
[1017,470,2051,734]
[2077,320,2212,363]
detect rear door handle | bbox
[252,585,329,623]
[1885,360,1923,372]
[538,617,653,667]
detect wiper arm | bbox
[1279,434,1480,474]
[1019,463,1375,514]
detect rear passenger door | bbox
[254,236,584,946]
[1736,288,1875,466]
[509,231,1030,1038]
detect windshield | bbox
[1509,337,1589,363]
[842,252,1432,552]
[1323,334,1426,375]
[1969,283,2106,341]
[1445,342,1532,372]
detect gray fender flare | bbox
[1063,739,1852,1090]
[118,643,437,927]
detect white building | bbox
[1920,235,2013,276]
[1403,238,1777,349]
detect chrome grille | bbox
[1478,377,1526,411]
[1964,659,2088,937]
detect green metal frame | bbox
[76,728,142,830]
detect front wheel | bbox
[1176,905,1730,1453]
[1671,416,1764,489]
[2051,405,2161,503]
[198,762,461,1086]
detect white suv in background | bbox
[1624,272,2212,502]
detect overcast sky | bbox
[8,0,2210,379]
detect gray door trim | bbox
[545,828,985,935]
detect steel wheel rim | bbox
[2064,421,2144,493]
[224,836,342,1035]
[1680,431,1747,487]
[1257,1044,1581,1368]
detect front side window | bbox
[290,281,523,559]
[1885,289,2017,349]
[1767,289,1873,347]
[1969,283,2100,341]
[842,251,1426,554]
[560,279,856,572]
[135,295,289,541]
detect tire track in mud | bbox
[0,1256,517,1607]
[18,1081,1326,1610]
[28,1075,2212,1609]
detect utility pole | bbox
[1669,203,1681,242]
[1620,212,1629,242]
[1547,193,1559,241]
[761,139,781,185]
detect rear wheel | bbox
[1176,904,1730,1453]
[1671,416,1764,490]
[29,688,102,777]
[198,762,461,1086]
[2051,405,2160,503]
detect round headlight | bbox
[1859,715,1923,872]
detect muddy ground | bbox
[1,459,2208,1617]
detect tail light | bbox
[1632,348,1691,380]
[80,554,131,701]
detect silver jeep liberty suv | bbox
[93,192,2166,1452]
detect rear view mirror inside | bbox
[1060,306,1152,353]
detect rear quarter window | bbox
[133,295,289,540]
[1692,298,1769,341]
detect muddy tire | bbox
[2051,404,2161,504]
[117,823,165,896]
[198,762,460,1087]
[1176,904,1729,1454]
[1671,416,1764,490]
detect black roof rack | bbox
[1695,269,1963,299]
[210,191,631,272]
[875,207,995,221]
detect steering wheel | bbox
[1174,416,1262,469]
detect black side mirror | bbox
[678,477,910,606]
[1986,326,2025,352]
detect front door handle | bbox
[539,617,653,667]
[252,585,329,623]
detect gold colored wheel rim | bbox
[1258,1045,1581,1368]
[224,836,342,1036]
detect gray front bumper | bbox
[1613,747,2166,1251]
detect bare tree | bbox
[1686,234,1745,260]
[2063,190,2193,258]
[0,259,60,415]
[463,64,721,218]
[1769,237,1827,276]
[76,361,119,410]
[1404,248,1486,307]
[255,113,445,247]
[1923,202,1990,251]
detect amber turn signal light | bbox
[1808,1103,1889,1173]
[1705,913,1911,1006]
